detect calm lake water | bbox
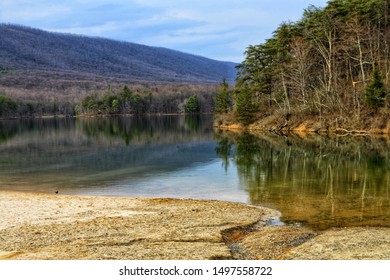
[1,115,390,230]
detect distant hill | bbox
[0,24,237,84]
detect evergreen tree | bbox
[214,78,231,114]
[0,96,17,117]
[365,67,387,109]
[184,95,200,113]
[235,85,258,125]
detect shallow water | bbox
[0,115,389,230]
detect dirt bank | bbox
[215,112,390,135]
[1,191,389,260]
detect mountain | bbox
[0,24,237,84]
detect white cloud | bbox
[48,21,123,36]
[0,0,329,62]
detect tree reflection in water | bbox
[215,131,390,230]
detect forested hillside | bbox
[0,24,237,84]
[217,0,390,132]
[0,24,239,118]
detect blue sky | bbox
[0,0,328,62]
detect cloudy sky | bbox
[0,0,328,62]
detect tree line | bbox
[77,85,205,115]
[215,0,390,127]
[0,93,75,118]
[0,84,215,118]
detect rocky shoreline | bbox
[1,191,389,260]
[214,113,390,135]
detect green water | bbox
[0,115,389,230]
[215,131,390,229]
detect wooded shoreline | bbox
[214,112,390,135]
[211,0,390,136]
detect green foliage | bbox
[131,94,145,114]
[111,99,120,113]
[235,86,258,125]
[184,95,201,113]
[236,44,274,90]
[232,0,390,123]
[120,85,133,101]
[365,67,387,108]
[0,96,17,117]
[77,85,218,116]
[81,95,99,113]
[236,42,276,112]
[102,94,120,113]
[214,79,232,114]
[80,86,147,115]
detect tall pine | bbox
[365,67,387,109]
[214,79,231,114]
[235,85,258,125]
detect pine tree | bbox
[214,78,231,114]
[184,95,200,113]
[235,86,258,125]
[365,67,387,109]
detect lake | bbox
[0,115,389,230]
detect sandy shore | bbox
[1,190,390,260]
[0,190,278,260]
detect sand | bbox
[1,190,390,260]
[0,191,277,260]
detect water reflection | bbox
[0,115,219,193]
[215,131,390,230]
[0,121,19,144]
[1,116,390,229]
[79,114,209,145]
